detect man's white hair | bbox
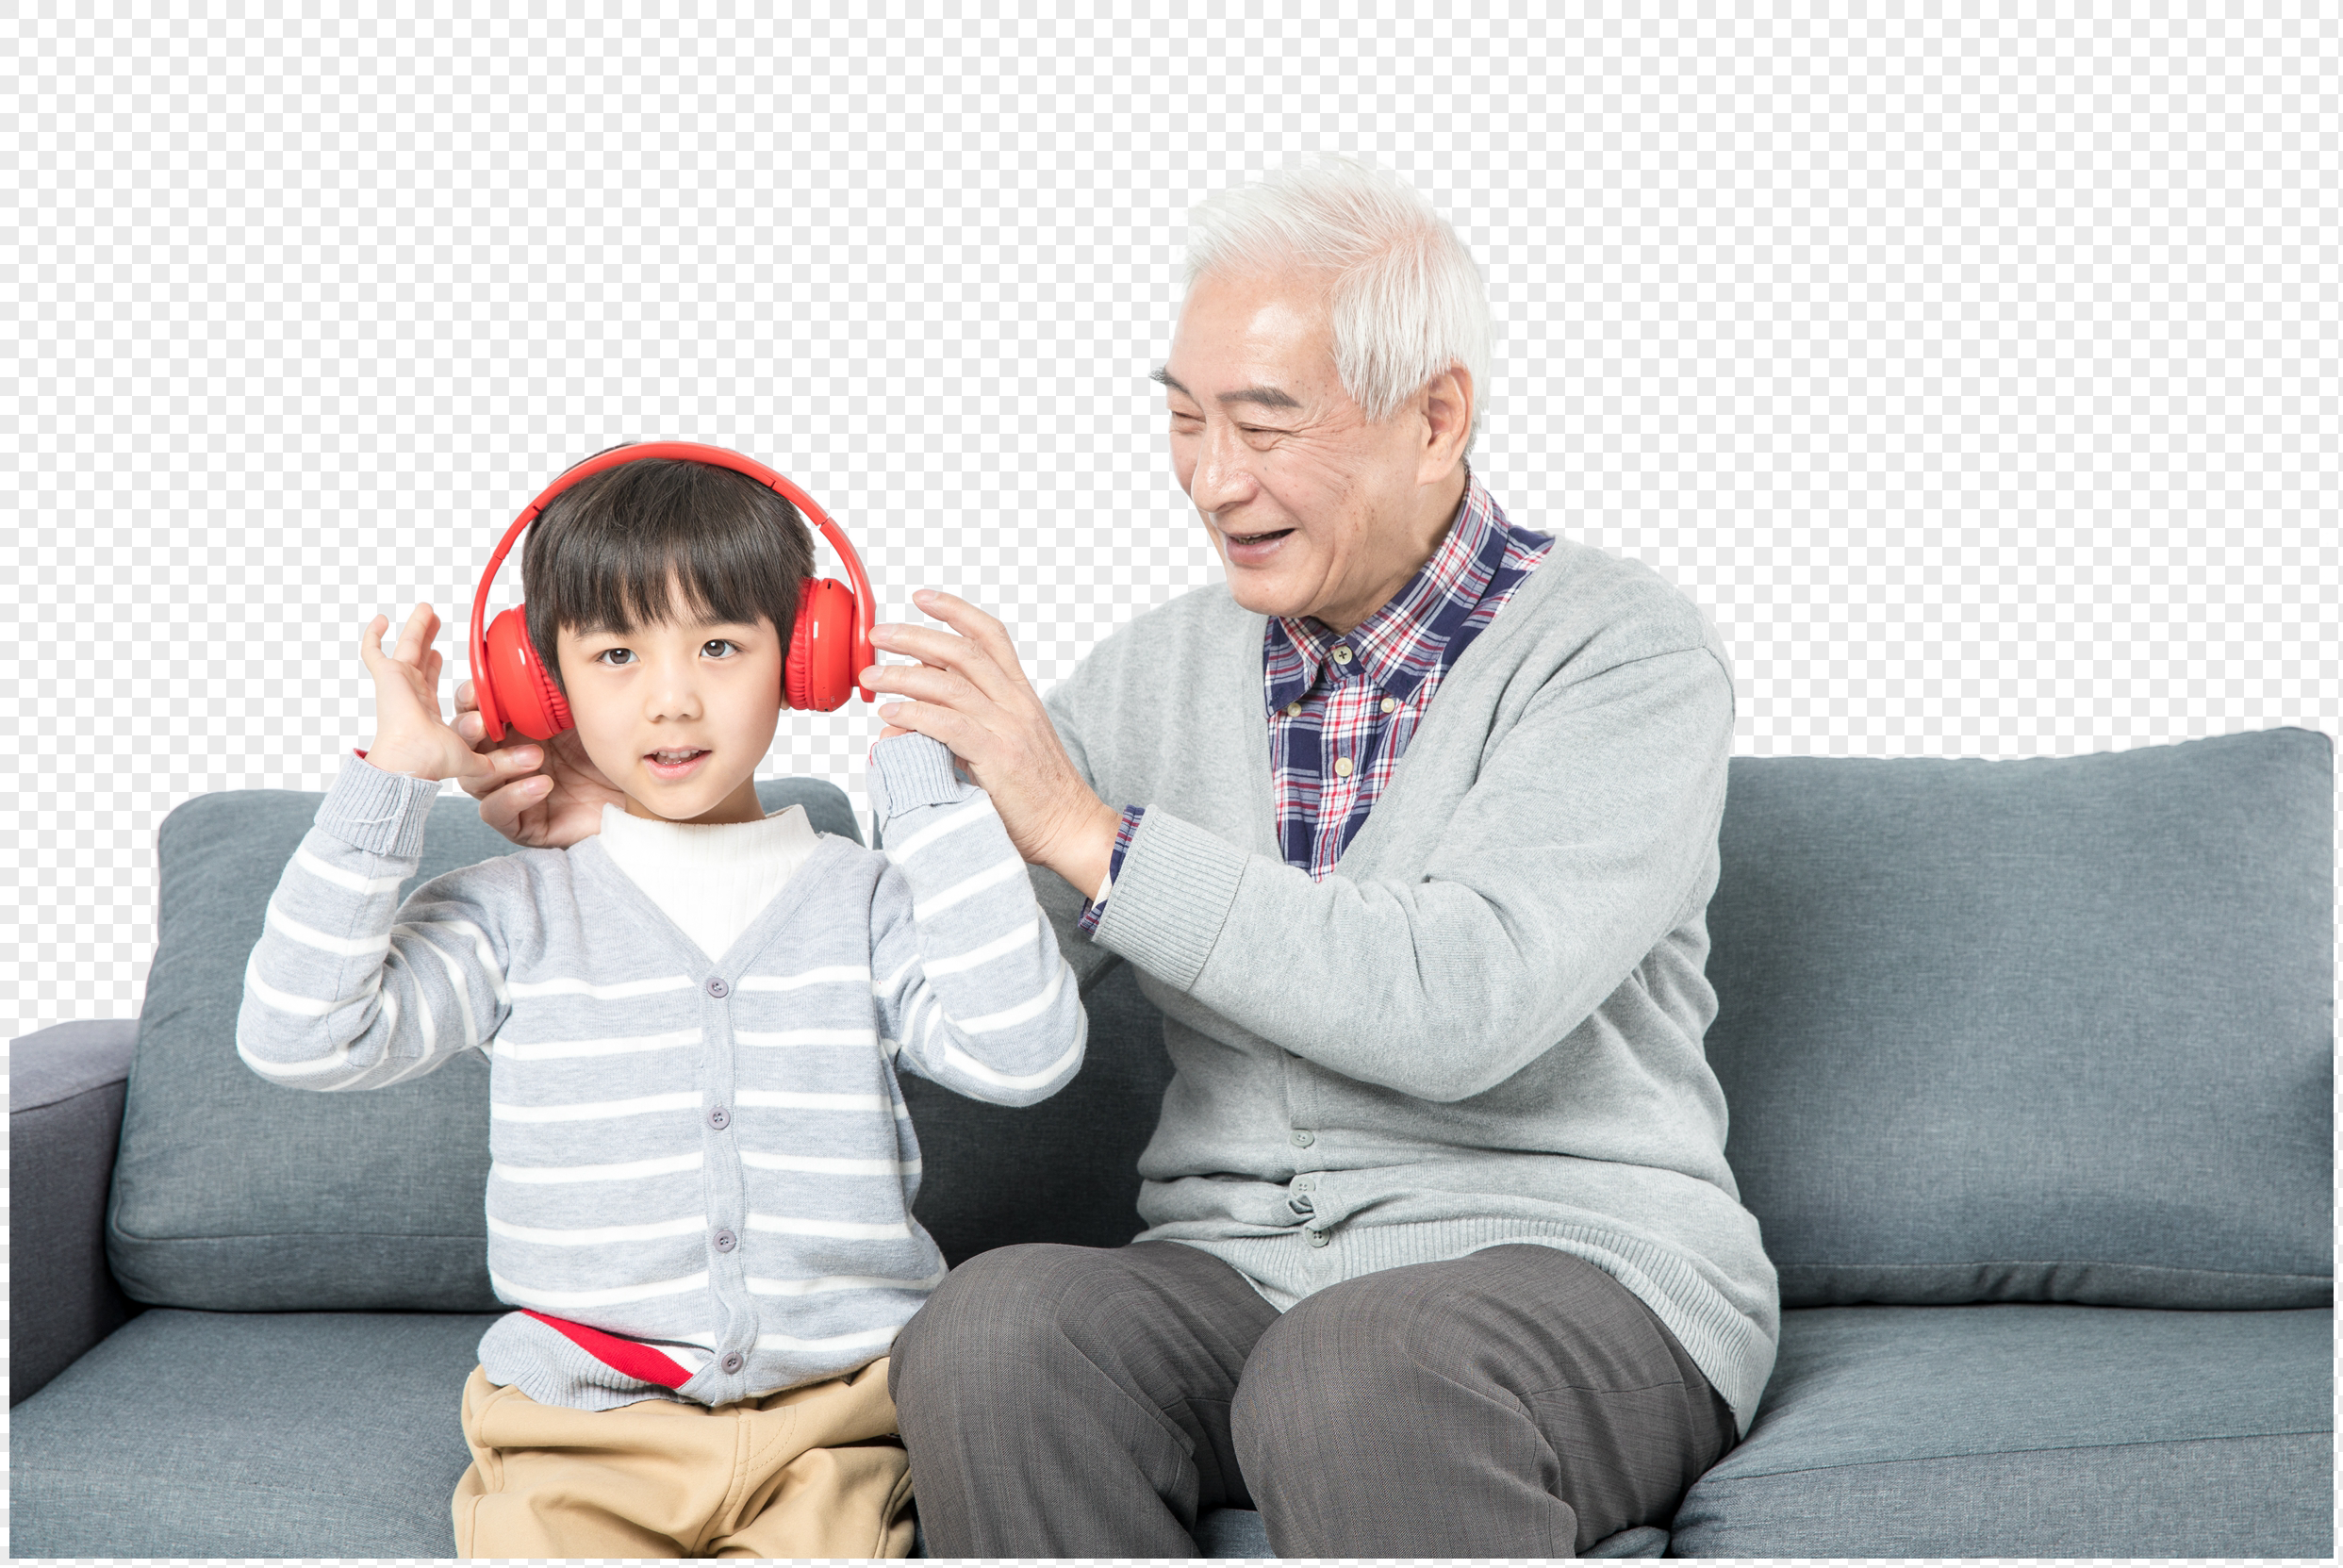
[1183,157,1491,431]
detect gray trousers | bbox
[890,1239,1737,1558]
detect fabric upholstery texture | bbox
[8,1308,502,1558]
[104,778,861,1313]
[1704,728,2334,1309]
[10,1019,143,1404]
[1669,1303,2335,1557]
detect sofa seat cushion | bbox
[1670,1303,2334,1557]
[10,1308,499,1558]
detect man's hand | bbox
[357,605,529,795]
[865,589,1121,894]
[451,672,627,849]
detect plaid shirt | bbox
[1081,476,1551,930]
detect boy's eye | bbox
[702,639,739,659]
[593,647,636,668]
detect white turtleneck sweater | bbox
[594,801,822,963]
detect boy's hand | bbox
[356,605,509,786]
[451,676,627,849]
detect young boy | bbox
[237,454,1086,1558]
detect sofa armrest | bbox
[10,1019,142,1404]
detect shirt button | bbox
[1307,1229,1331,1248]
[1290,1129,1315,1147]
[706,1106,731,1131]
[714,1228,738,1253]
[1331,646,1352,665]
[720,1350,745,1375]
[1332,757,1354,778]
[1285,701,1303,717]
[706,977,730,999]
[1380,697,1398,715]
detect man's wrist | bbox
[1043,798,1124,898]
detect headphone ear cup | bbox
[786,577,858,712]
[484,605,575,740]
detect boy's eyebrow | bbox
[1150,367,1301,410]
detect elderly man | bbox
[456,159,1776,1557]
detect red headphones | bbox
[469,442,878,742]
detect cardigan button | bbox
[1290,1129,1314,1148]
[1306,1229,1331,1248]
[706,977,730,999]
[707,1106,731,1131]
[720,1351,746,1375]
[714,1228,738,1253]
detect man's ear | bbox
[1416,365,1474,483]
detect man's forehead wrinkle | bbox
[1218,386,1304,410]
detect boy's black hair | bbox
[522,456,816,694]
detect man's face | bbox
[1161,270,1458,631]
[554,599,782,825]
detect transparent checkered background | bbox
[7,0,2338,1078]
[6,0,2340,1470]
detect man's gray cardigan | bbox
[1036,539,1780,1432]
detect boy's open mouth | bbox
[645,748,711,779]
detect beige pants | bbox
[453,1359,916,1559]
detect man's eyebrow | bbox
[1149,367,1302,411]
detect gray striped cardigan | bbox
[238,734,1085,1411]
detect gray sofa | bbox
[11,729,2334,1558]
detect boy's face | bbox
[554,602,784,826]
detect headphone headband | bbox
[469,442,877,739]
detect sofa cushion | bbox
[106,779,861,1312]
[8,1308,501,1557]
[1706,729,2333,1309]
[1669,1303,2334,1557]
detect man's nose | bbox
[1186,421,1254,515]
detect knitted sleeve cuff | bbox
[317,756,443,861]
[1086,806,1248,992]
[866,733,976,825]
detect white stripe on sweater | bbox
[745,1213,914,1240]
[491,1091,702,1124]
[734,1027,879,1049]
[755,1326,903,1353]
[739,1151,921,1177]
[883,798,995,862]
[245,951,363,1018]
[266,900,390,959]
[507,974,694,1000]
[491,1027,701,1062]
[920,917,1040,978]
[941,1033,1085,1093]
[736,966,871,994]
[292,846,405,896]
[912,856,1026,920]
[954,963,1070,1034]
[489,1269,709,1310]
[735,1090,894,1113]
[487,1213,707,1246]
[747,1269,946,1296]
[492,1151,704,1184]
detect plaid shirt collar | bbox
[1264,471,1510,715]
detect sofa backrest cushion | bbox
[1704,727,2334,1310]
[107,779,865,1312]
